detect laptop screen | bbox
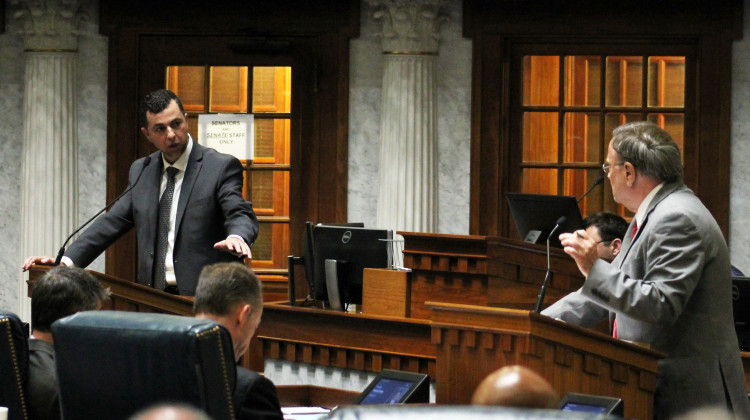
[355,369,430,405]
[359,378,416,404]
[557,393,623,416]
[560,402,609,414]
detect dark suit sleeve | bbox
[64,159,140,267]
[234,368,283,420]
[217,156,259,246]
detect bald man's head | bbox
[471,365,559,409]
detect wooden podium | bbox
[428,302,663,420]
[27,265,194,316]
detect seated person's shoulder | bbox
[27,338,61,420]
[235,367,282,420]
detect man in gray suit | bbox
[23,89,258,296]
[542,121,750,419]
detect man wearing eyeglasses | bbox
[582,212,628,263]
[542,121,750,419]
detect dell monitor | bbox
[506,192,585,249]
[312,225,392,310]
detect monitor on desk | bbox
[355,369,430,405]
[732,276,750,351]
[506,192,584,249]
[312,225,392,310]
[558,392,623,416]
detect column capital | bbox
[366,0,449,55]
[12,0,86,52]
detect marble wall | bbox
[2,0,750,314]
[0,0,107,314]
[348,0,472,234]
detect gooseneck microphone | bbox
[53,156,153,265]
[577,175,604,204]
[534,215,566,313]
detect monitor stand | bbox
[324,259,344,311]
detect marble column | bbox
[369,0,447,233]
[17,0,83,319]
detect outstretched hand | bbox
[558,229,599,277]
[22,256,58,272]
[214,237,252,259]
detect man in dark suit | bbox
[542,121,750,419]
[23,89,258,296]
[582,212,628,263]
[193,262,283,420]
[28,266,109,420]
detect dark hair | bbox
[31,266,110,332]
[138,89,185,129]
[583,212,629,243]
[610,121,683,183]
[193,263,262,317]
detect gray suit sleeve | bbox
[581,210,706,325]
[541,283,609,327]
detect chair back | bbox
[0,310,29,420]
[52,311,236,420]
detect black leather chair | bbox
[0,310,29,420]
[51,311,236,420]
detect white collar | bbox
[634,182,665,228]
[160,135,193,172]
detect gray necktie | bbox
[154,166,178,290]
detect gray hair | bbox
[610,121,682,183]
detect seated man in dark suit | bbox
[28,266,110,420]
[582,212,629,263]
[193,262,283,420]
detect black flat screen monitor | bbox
[732,276,750,351]
[506,193,584,249]
[558,392,624,416]
[312,225,392,308]
[355,369,430,405]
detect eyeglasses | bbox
[595,240,612,246]
[602,162,624,174]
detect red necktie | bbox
[613,318,617,338]
[632,221,638,240]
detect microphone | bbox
[534,215,566,313]
[577,175,604,203]
[53,156,153,265]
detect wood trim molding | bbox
[99,0,360,282]
[464,0,742,238]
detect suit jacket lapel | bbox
[143,152,163,252]
[175,143,204,237]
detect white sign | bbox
[197,114,254,160]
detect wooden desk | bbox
[27,228,750,416]
[257,303,435,377]
[255,301,662,419]
[400,232,584,318]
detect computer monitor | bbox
[732,276,750,351]
[355,369,430,405]
[506,192,585,249]
[558,392,624,416]
[312,225,392,309]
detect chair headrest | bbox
[52,311,236,420]
[0,310,30,420]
